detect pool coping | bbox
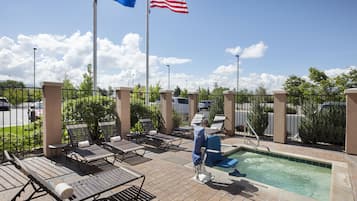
[217,144,353,201]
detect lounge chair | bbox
[139,118,182,149]
[204,114,226,135]
[176,113,204,131]
[99,121,145,161]
[4,151,145,201]
[66,124,114,165]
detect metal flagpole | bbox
[93,0,98,95]
[145,0,150,105]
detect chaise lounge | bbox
[66,124,114,165]
[4,151,145,201]
[139,118,182,149]
[99,121,145,161]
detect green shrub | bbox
[62,96,117,141]
[299,103,345,145]
[264,106,273,113]
[208,95,224,125]
[172,110,182,129]
[248,101,268,136]
[130,102,164,131]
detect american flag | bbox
[150,0,189,14]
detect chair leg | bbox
[11,180,31,201]
[135,176,146,200]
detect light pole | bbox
[33,48,37,88]
[235,54,240,93]
[166,65,170,90]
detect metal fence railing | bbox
[235,95,274,136]
[130,91,161,130]
[287,94,346,145]
[61,89,116,143]
[0,87,43,159]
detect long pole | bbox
[145,0,150,104]
[33,48,37,88]
[93,0,97,94]
[236,55,240,93]
[166,65,170,90]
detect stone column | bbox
[42,82,63,157]
[116,87,132,139]
[188,92,198,123]
[273,90,287,144]
[223,91,235,136]
[160,90,173,134]
[345,88,357,155]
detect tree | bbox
[149,83,161,102]
[180,88,188,98]
[255,85,267,95]
[79,64,94,96]
[173,86,181,97]
[63,75,77,99]
[308,67,328,83]
[198,88,209,100]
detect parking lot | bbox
[0,108,30,127]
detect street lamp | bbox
[235,54,240,93]
[33,48,37,88]
[166,64,170,90]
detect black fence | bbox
[0,87,43,159]
[61,89,116,143]
[287,94,346,145]
[130,91,161,131]
[235,94,274,136]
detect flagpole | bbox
[93,0,98,95]
[145,0,150,105]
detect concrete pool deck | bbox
[1,135,356,201]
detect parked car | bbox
[319,102,346,113]
[0,97,10,111]
[198,100,213,111]
[28,101,43,121]
[172,97,189,115]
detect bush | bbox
[264,106,273,113]
[62,96,117,141]
[299,103,345,145]
[130,102,164,132]
[172,110,182,129]
[208,95,224,125]
[248,101,268,136]
[286,106,297,114]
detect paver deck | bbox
[1,135,356,201]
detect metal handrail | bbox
[245,120,260,148]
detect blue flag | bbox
[114,0,136,8]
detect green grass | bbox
[0,121,43,153]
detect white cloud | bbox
[226,41,268,59]
[225,46,241,56]
[159,57,191,65]
[241,41,268,59]
[0,32,191,88]
[213,64,237,75]
[324,66,356,78]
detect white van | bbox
[172,97,189,115]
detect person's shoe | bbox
[229,169,246,177]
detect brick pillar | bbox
[116,87,132,139]
[273,90,287,144]
[345,88,357,155]
[188,92,198,123]
[223,91,235,136]
[42,82,63,157]
[160,90,173,134]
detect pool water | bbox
[216,149,331,201]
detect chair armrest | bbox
[205,149,220,154]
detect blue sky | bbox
[1,0,356,91]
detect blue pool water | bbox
[216,149,331,201]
